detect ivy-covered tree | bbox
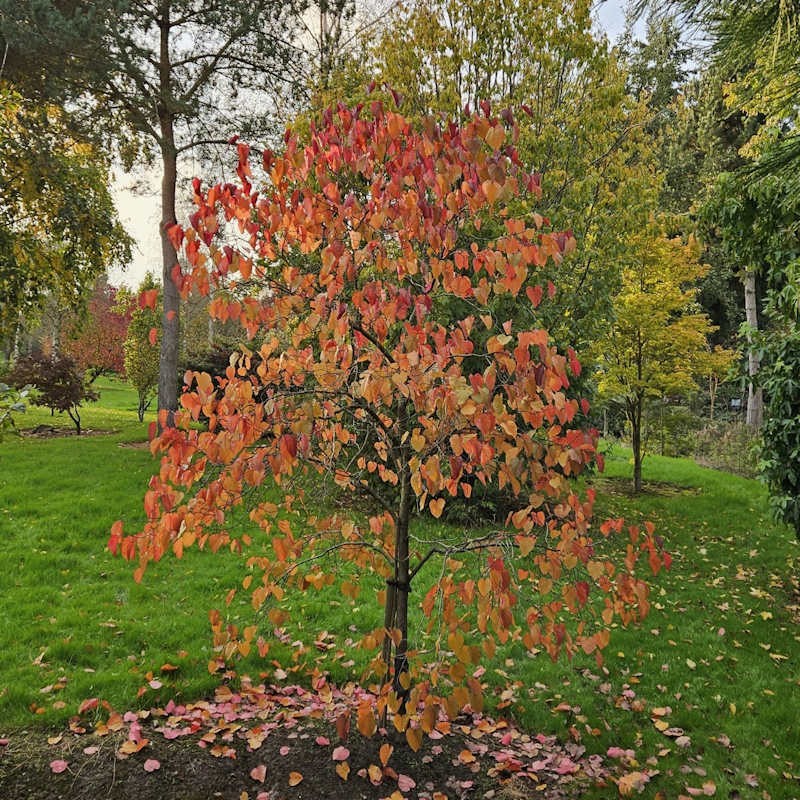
[122,275,161,423]
[112,104,666,735]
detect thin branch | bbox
[274,538,393,584]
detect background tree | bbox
[0,0,307,423]
[7,352,98,435]
[61,275,132,382]
[111,104,664,734]
[314,0,661,353]
[595,227,726,492]
[122,275,162,422]
[0,84,131,350]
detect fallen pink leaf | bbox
[50,760,69,774]
[397,773,416,792]
[332,745,350,761]
[250,764,267,783]
[143,759,160,772]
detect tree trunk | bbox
[629,397,643,493]
[382,452,413,709]
[157,6,179,428]
[744,268,762,428]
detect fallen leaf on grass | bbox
[50,760,69,774]
[617,771,650,795]
[143,759,160,772]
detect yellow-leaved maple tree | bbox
[110,101,666,743]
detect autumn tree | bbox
[111,104,665,735]
[61,276,132,383]
[595,227,729,492]
[122,275,161,423]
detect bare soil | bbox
[0,682,611,800]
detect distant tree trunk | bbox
[628,396,644,493]
[156,7,179,429]
[709,374,718,421]
[744,269,762,428]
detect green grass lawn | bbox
[0,381,798,798]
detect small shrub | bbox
[693,420,759,478]
[7,352,98,434]
[0,382,28,439]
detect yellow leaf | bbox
[288,771,303,786]
[429,498,445,518]
[335,761,350,781]
[406,727,423,752]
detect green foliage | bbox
[758,324,800,538]
[7,352,98,435]
[595,227,731,491]
[318,0,660,351]
[0,382,28,440]
[122,275,161,423]
[0,84,132,341]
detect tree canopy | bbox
[111,103,665,733]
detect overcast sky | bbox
[108,0,638,289]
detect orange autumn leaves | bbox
[111,100,665,732]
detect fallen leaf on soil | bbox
[335,761,350,780]
[458,748,476,764]
[332,745,350,761]
[143,759,160,772]
[250,764,267,783]
[398,773,416,791]
[288,771,303,786]
[50,760,69,774]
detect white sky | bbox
[108,0,638,289]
